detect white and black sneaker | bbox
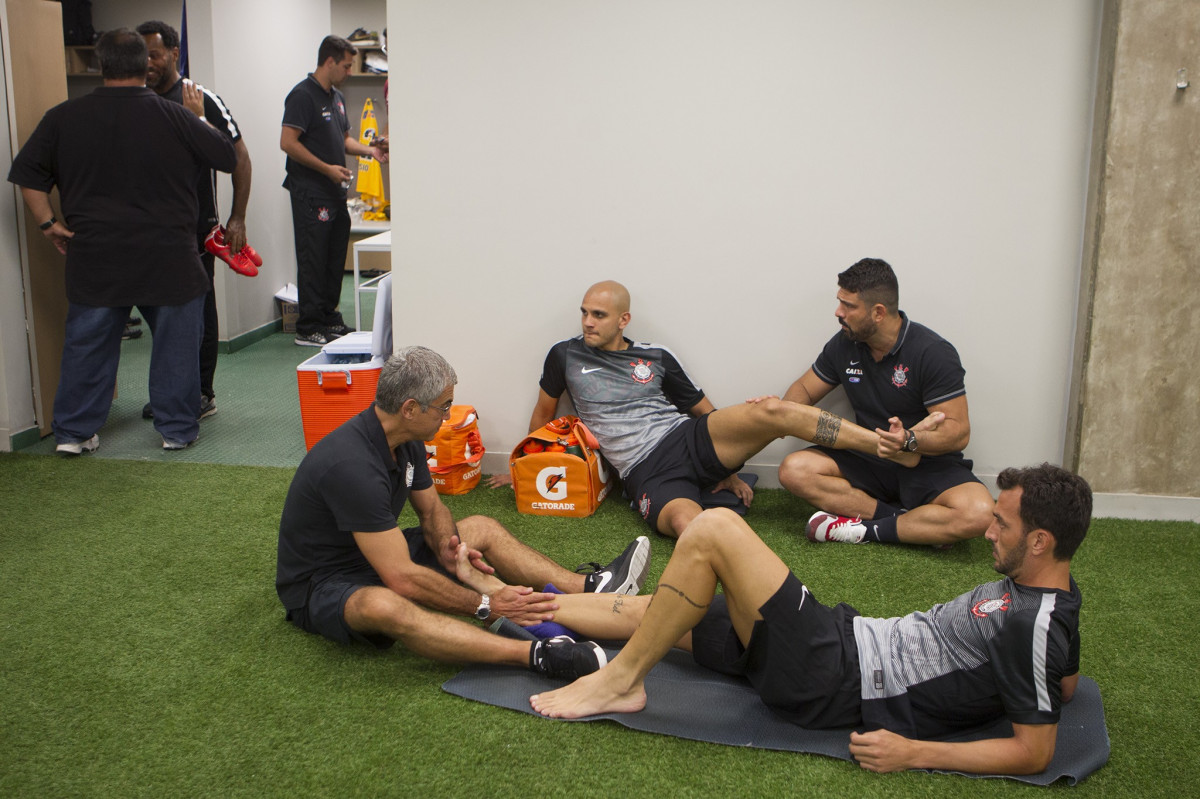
[294,331,329,347]
[530,635,608,680]
[55,434,99,455]
[580,536,650,595]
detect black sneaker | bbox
[143,396,217,421]
[529,635,607,680]
[581,536,650,595]
[122,324,143,340]
[325,323,355,339]
[294,331,329,347]
[198,395,217,419]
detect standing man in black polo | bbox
[281,35,388,348]
[7,28,235,452]
[138,20,253,420]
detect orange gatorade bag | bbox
[424,405,485,495]
[510,415,613,517]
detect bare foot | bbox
[529,668,647,719]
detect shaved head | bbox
[580,280,632,351]
[584,280,630,314]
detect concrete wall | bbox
[1072,0,1200,500]
[385,0,1100,491]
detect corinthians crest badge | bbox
[892,363,910,388]
[630,359,654,384]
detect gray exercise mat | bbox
[442,647,1109,786]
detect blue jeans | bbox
[53,297,205,445]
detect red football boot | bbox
[204,225,258,277]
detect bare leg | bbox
[705,398,915,471]
[554,592,653,641]
[530,508,791,719]
[457,515,588,592]
[895,482,993,544]
[780,450,994,545]
[655,497,704,539]
[345,585,532,665]
[779,449,879,518]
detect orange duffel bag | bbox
[510,415,613,517]
[424,405,485,495]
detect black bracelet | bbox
[39,216,57,231]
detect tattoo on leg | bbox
[655,583,710,610]
[610,596,625,615]
[813,410,842,447]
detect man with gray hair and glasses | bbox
[277,346,649,679]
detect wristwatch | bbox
[902,429,919,452]
[39,216,57,231]
[473,594,491,620]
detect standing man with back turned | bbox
[138,20,252,421]
[281,35,389,348]
[7,28,235,452]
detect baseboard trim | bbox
[223,319,283,354]
[4,425,42,452]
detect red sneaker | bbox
[806,511,868,544]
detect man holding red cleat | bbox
[138,20,254,422]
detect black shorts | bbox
[622,415,738,532]
[691,574,863,729]
[811,447,981,511]
[285,526,450,649]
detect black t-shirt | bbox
[281,74,350,199]
[812,313,968,460]
[276,406,434,611]
[7,87,236,306]
[160,78,242,246]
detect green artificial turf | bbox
[1,452,1197,797]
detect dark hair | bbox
[996,463,1092,560]
[96,28,148,80]
[837,258,899,315]
[135,20,179,50]
[318,35,358,67]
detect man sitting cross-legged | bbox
[531,463,1091,776]
[276,345,650,679]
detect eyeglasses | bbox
[425,400,453,416]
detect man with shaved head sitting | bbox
[510,281,936,538]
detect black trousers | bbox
[199,252,218,399]
[289,187,350,336]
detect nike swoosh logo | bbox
[797,584,809,611]
[849,360,860,365]
[581,367,603,374]
[593,572,612,592]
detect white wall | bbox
[384,0,1101,483]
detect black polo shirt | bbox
[281,74,350,199]
[8,86,236,306]
[276,406,433,611]
[160,78,242,246]
[811,313,968,457]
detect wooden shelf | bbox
[350,45,387,78]
[65,45,99,76]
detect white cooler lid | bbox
[321,331,373,355]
